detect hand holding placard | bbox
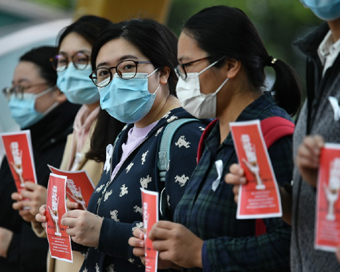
[230,120,282,219]
[1,130,37,193]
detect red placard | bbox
[46,173,73,262]
[0,130,37,193]
[230,120,282,219]
[315,144,340,252]
[48,165,94,210]
[141,188,159,272]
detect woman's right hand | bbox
[129,227,181,270]
[225,163,247,203]
[35,204,47,229]
[296,135,324,188]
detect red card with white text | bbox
[46,173,73,262]
[230,120,282,219]
[315,144,340,252]
[48,165,94,210]
[0,130,37,193]
[141,188,159,272]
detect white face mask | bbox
[176,60,229,118]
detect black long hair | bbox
[183,6,302,116]
[20,46,58,86]
[57,15,112,48]
[91,18,178,96]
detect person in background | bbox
[130,5,302,271]
[0,46,79,272]
[226,0,340,270]
[37,18,208,271]
[11,15,125,272]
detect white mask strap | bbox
[197,60,219,76]
[152,84,161,96]
[147,68,159,78]
[213,77,229,95]
[43,101,59,115]
[34,85,57,99]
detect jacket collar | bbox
[294,22,329,62]
[28,101,80,151]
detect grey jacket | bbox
[292,23,340,271]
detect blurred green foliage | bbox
[167,0,323,92]
[30,0,74,10]
[30,0,324,93]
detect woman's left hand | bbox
[149,221,203,268]
[61,210,103,247]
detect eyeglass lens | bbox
[51,51,89,72]
[2,86,24,99]
[92,60,139,87]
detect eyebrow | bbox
[58,49,91,55]
[96,55,139,68]
[12,79,30,85]
[178,56,190,63]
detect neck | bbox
[328,18,340,42]
[217,90,261,144]
[135,91,180,128]
[84,101,100,113]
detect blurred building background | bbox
[0,0,323,158]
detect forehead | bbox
[13,61,42,83]
[177,31,206,61]
[59,32,92,55]
[96,38,147,66]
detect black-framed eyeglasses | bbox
[174,56,215,80]
[50,50,90,72]
[89,60,152,88]
[2,82,49,100]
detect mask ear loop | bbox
[151,84,161,96]
[213,77,229,95]
[197,60,220,76]
[148,67,161,95]
[34,85,59,115]
[34,85,58,99]
[147,68,159,78]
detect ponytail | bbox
[267,57,302,116]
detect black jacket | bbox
[0,101,79,272]
[292,23,340,271]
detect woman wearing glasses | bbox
[130,6,302,271]
[0,46,79,272]
[12,16,124,272]
[50,18,207,272]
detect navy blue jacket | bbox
[80,107,208,272]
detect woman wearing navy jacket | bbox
[36,19,207,271]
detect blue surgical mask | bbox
[8,86,58,128]
[57,63,99,105]
[99,71,160,123]
[301,0,340,20]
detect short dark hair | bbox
[19,46,58,85]
[57,15,112,49]
[91,18,178,96]
[183,5,302,116]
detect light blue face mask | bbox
[300,0,340,20]
[99,70,160,124]
[8,86,57,128]
[57,63,99,105]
